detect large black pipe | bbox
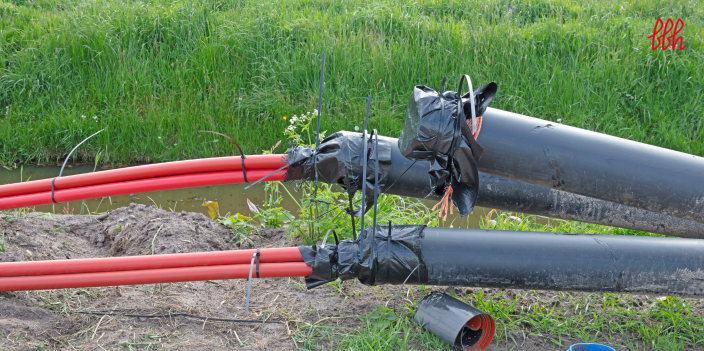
[476,108,704,225]
[418,227,704,296]
[301,225,704,297]
[381,136,704,238]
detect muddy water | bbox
[0,164,486,228]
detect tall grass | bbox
[0,0,702,165]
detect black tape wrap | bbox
[298,225,426,289]
[286,131,392,215]
[255,249,260,278]
[397,79,497,217]
[51,178,58,203]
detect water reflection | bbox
[1,164,486,228]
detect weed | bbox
[217,213,256,247]
[0,231,5,253]
[327,279,345,296]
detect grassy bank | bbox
[0,0,702,165]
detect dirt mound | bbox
[0,303,69,340]
[99,203,234,256]
[0,203,235,262]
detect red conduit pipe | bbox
[0,248,303,277]
[0,154,287,198]
[0,169,287,211]
[0,262,312,291]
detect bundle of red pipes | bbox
[0,248,311,291]
[0,155,288,210]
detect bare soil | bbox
[0,204,697,350]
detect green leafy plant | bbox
[248,182,295,228]
[217,182,293,246]
[217,213,255,247]
[285,182,440,244]
[364,305,399,330]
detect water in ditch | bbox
[0,164,487,229]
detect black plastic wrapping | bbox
[298,225,425,289]
[397,80,496,217]
[287,131,391,214]
[414,293,495,351]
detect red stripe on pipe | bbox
[0,262,312,291]
[0,154,287,198]
[0,248,303,277]
[0,169,286,211]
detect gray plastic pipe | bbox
[476,107,704,225]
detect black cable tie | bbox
[198,131,248,183]
[51,178,58,204]
[76,309,277,324]
[255,249,260,279]
[440,76,447,94]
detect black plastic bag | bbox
[398,76,497,217]
[298,225,425,288]
[286,131,392,215]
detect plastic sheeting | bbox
[287,131,392,215]
[298,225,424,289]
[397,79,497,217]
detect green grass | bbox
[302,290,704,350]
[0,0,702,165]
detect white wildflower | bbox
[504,216,522,223]
[214,139,219,142]
[556,118,562,123]
[93,116,97,119]
[174,143,177,146]
[81,115,86,118]
[158,136,161,139]
[354,126,359,131]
